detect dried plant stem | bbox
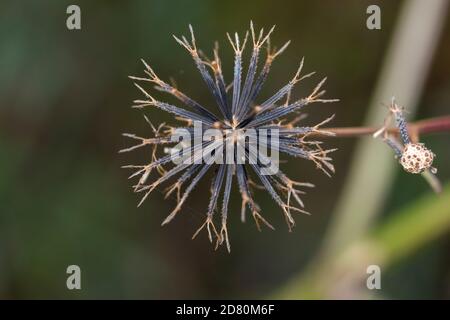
[311,115,450,139]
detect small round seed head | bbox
[400,143,435,174]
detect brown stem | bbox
[314,115,450,139]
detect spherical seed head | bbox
[400,143,434,174]
[123,23,338,252]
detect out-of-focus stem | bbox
[319,0,448,261]
[272,184,450,299]
[273,0,448,300]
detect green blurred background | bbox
[1,0,450,299]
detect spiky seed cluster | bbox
[122,22,338,252]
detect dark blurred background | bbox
[1,0,450,299]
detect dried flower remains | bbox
[122,22,338,252]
